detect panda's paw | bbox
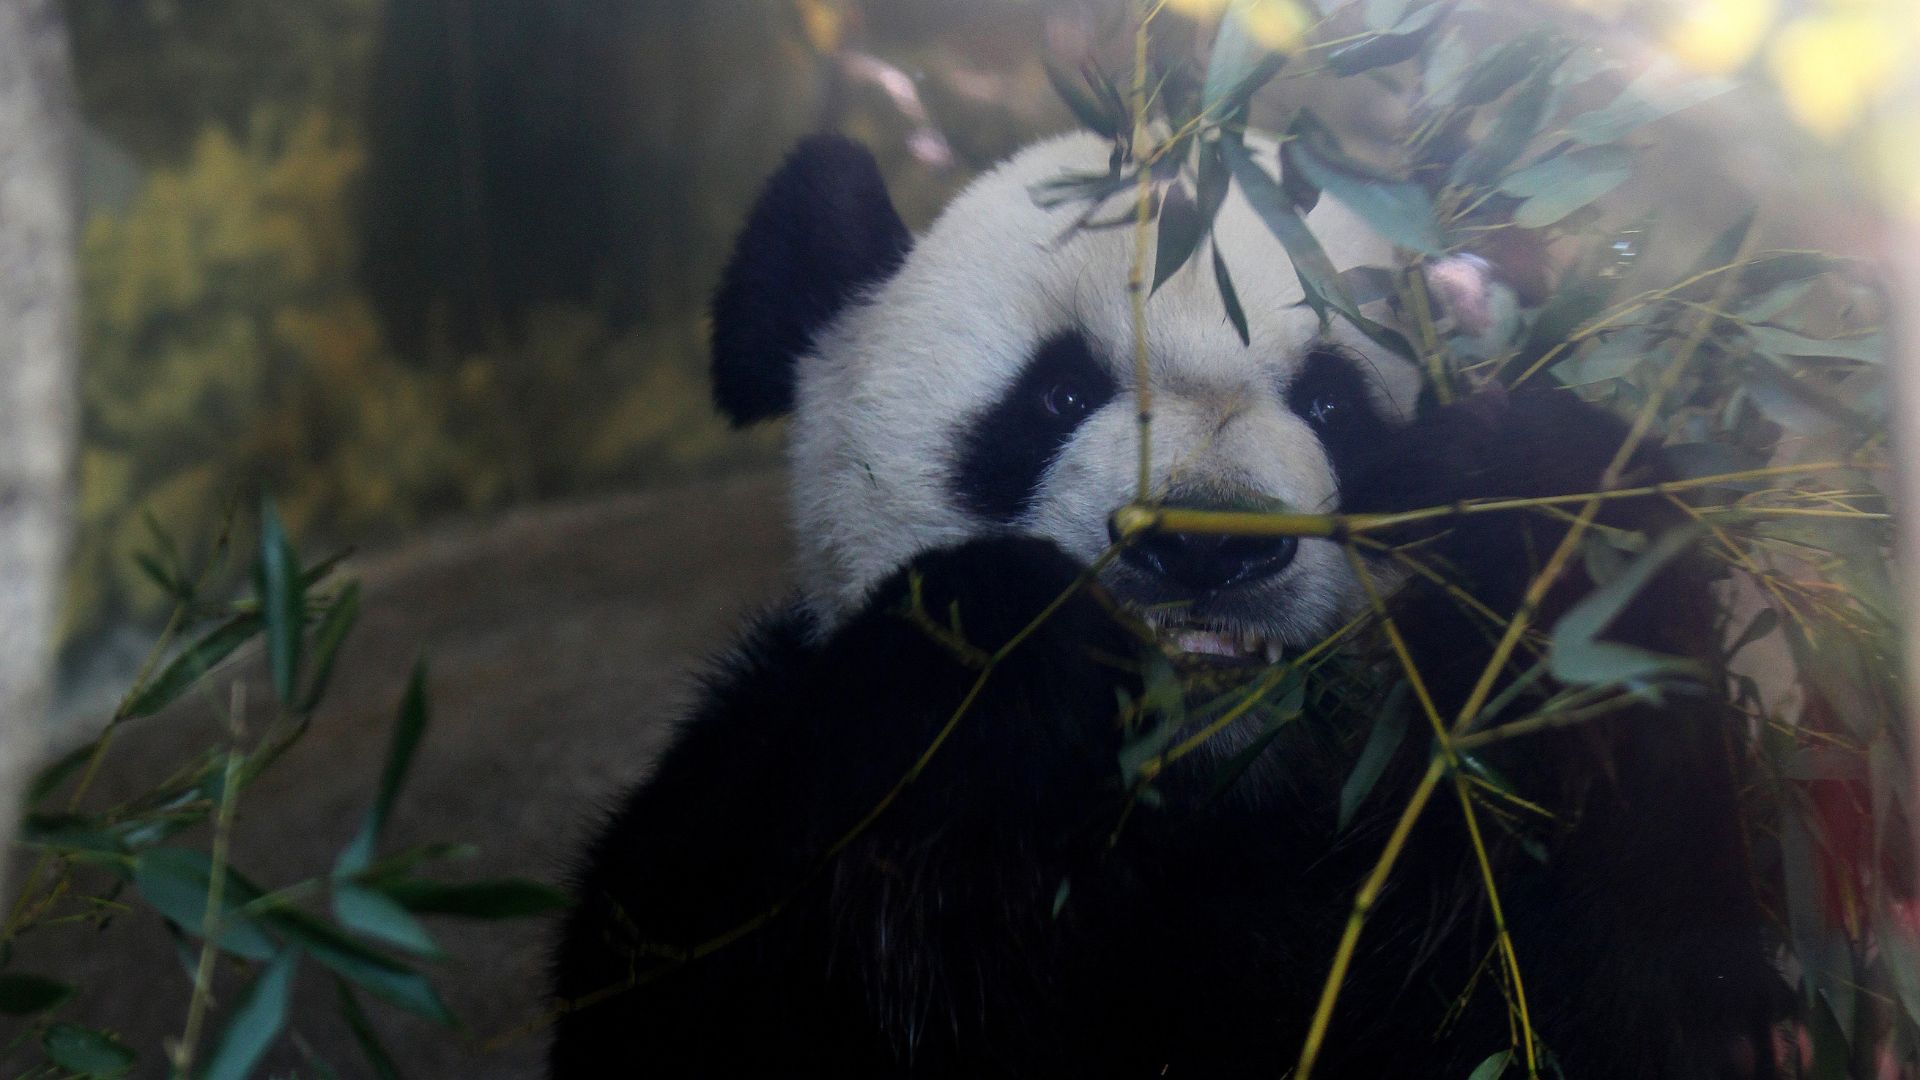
[875,535,1125,660]
[1426,384,1662,502]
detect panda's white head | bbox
[712,131,1424,660]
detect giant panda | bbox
[549,131,1780,1077]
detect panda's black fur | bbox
[550,136,1780,1077]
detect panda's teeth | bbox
[1264,640,1285,664]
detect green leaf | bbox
[120,614,263,721]
[1549,328,1653,387]
[1743,324,1885,364]
[1212,242,1251,346]
[1516,279,1612,374]
[301,582,362,711]
[376,878,570,919]
[1285,140,1443,253]
[27,741,104,805]
[266,908,453,1025]
[1742,357,1862,435]
[1421,27,1470,104]
[1337,682,1409,831]
[1206,673,1306,799]
[1202,0,1289,115]
[0,973,74,1015]
[1195,140,1232,227]
[1734,276,1818,323]
[1044,57,1123,140]
[41,1023,135,1078]
[1153,185,1206,293]
[256,499,305,707]
[335,662,430,878]
[1325,2,1447,77]
[1689,209,1754,281]
[1726,607,1779,662]
[1455,29,1555,107]
[349,841,479,883]
[1499,146,1633,228]
[1225,139,1415,358]
[198,951,296,1080]
[1549,526,1708,687]
[19,813,129,858]
[1566,65,1731,145]
[1450,60,1558,188]
[334,981,404,1080]
[1050,878,1071,919]
[1225,138,1343,323]
[334,884,442,957]
[133,848,277,961]
[1467,1049,1513,1080]
[1364,0,1411,30]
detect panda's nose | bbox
[1107,515,1299,593]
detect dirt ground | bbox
[6,471,792,1078]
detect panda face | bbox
[715,132,1421,659]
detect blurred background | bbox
[55,0,1094,710]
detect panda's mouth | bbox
[1146,619,1287,666]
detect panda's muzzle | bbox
[1105,515,1299,593]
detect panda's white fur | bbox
[788,131,1419,643]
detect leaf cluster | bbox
[5,504,565,1079]
[1035,2,1903,1075]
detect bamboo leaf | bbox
[256,500,305,707]
[1225,138,1343,323]
[1726,607,1779,662]
[120,614,263,722]
[1566,66,1731,145]
[301,582,362,712]
[198,951,297,1080]
[1467,1050,1513,1080]
[1286,140,1443,253]
[1500,146,1633,228]
[1202,1,1290,115]
[1044,57,1123,140]
[0,973,74,1015]
[20,813,129,858]
[1337,682,1410,830]
[334,883,443,958]
[1153,185,1206,293]
[1455,29,1554,107]
[266,908,453,1025]
[1743,325,1885,364]
[133,848,277,961]
[335,662,430,878]
[335,981,404,1080]
[1326,2,1447,76]
[1212,242,1251,346]
[1451,60,1557,188]
[41,1024,135,1078]
[1549,526,1707,687]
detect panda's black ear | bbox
[710,136,913,426]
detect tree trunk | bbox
[0,0,79,893]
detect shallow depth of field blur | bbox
[7,0,1917,1077]
[52,0,1914,699]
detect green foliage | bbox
[1038,2,1902,1073]
[5,505,566,1078]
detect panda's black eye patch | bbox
[1286,346,1389,503]
[955,330,1118,523]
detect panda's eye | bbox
[1041,381,1092,419]
[1308,392,1347,427]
